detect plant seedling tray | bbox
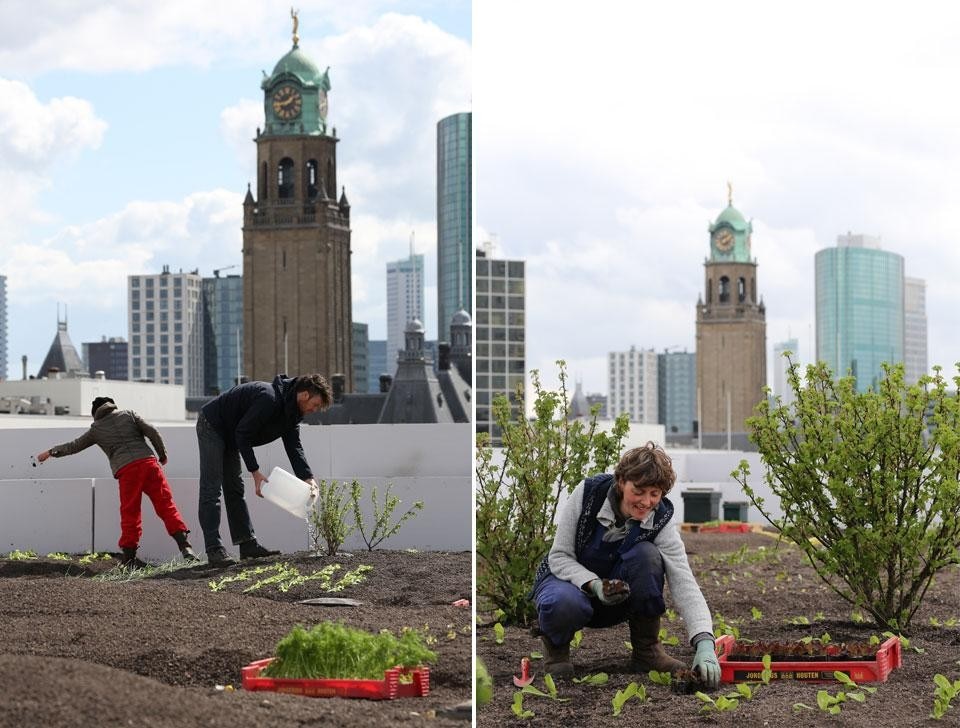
[715,635,901,684]
[698,522,753,533]
[241,658,430,700]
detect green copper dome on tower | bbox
[707,183,753,263]
[260,10,331,136]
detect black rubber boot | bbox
[119,547,147,570]
[239,539,281,560]
[629,615,685,674]
[541,635,574,678]
[205,546,237,565]
[172,530,199,561]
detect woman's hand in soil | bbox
[692,639,720,689]
[587,578,631,606]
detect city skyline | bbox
[474,2,960,396]
[0,1,470,377]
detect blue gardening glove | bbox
[692,639,720,689]
[587,578,631,606]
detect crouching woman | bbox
[532,442,720,689]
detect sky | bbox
[474,1,960,398]
[0,0,470,378]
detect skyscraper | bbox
[128,267,204,396]
[367,339,387,393]
[386,251,424,367]
[352,322,369,393]
[657,349,696,443]
[83,337,129,381]
[437,112,472,341]
[0,275,6,380]
[904,277,928,384]
[608,346,658,423]
[243,21,352,385]
[772,338,799,407]
[476,244,524,445]
[202,272,243,395]
[695,190,767,449]
[815,234,904,392]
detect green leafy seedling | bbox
[512,692,534,719]
[570,629,583,649]
[521,674,569,702]
[648,670,672,686]
[658,627,679,646]
[573,673,609,686]
[750,606,763,621]
[931,673,960,720]
[696,692,739,713]
[493,622,505,644]
[612,682,647,716]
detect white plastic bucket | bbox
[261,466,315,519]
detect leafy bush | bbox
[734,358,960,631]
[308,479,356,555]
[476,362,629,624]
[350,481,424,551]
[262,622,436,679]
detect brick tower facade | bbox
[695,189,766,449]
[242,18,352,386]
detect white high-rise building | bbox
[128,266,204,396]
[0,274,6,380]
[607,346,658,423]
[772,338,799,407]
[386,251,425,367]
[904,277,928,384]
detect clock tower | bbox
[695,186,766,449]
[242,13,352,386]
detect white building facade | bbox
[128,267,204,397]
[904,276,928,384]
[772,338,799,407]
[608,346,658,423]
[386,253,425,368]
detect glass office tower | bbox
[815,234,904,392]
[436,112,472,342]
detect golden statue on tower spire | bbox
[291,7,300,47]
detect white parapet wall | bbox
[0,379,187,422]
[0,418,471,558]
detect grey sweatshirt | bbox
[548,480,714,644]
[48,402,167,477]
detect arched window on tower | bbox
[707,279,713,303]
[259,162,268,200]
[719,276,730,303]
[738,277,746,303]
[751,277,756,303]
[306,160,319,199]
[277,158,295,199]
[326,160,334,196]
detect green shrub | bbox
[308,479,356,555]
[476,361,628,624]
[350,481,424,551]
[734,358,960,631]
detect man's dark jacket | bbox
[200,374,312,479]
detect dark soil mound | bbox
[478,531,960,727]
[0,549,472,727]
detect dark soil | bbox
[0,549,472,728]
[477,531,960,727]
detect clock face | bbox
[272,86,302,120]
[318,91,328,120]
[713,228,735,252]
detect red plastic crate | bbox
[241,658,430,699]
[716,635,901,684]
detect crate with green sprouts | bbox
[242,621,436,699]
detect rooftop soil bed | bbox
[0,549,471,727]
[477,531,960,727]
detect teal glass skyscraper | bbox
[436,112,472,342]
[815,234,904,392]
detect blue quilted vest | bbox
[531,473,675,595]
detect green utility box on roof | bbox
[681,490,721,523]
[723,502,749,522]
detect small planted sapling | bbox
[307,479,356,556]
[520,674,568,702]
[512,692,534,719]
[351,480,424,551]
[931,673,960,720]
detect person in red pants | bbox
[37,396,198,568]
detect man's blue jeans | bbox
[196,413,255,552]
[533,540,666,647]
